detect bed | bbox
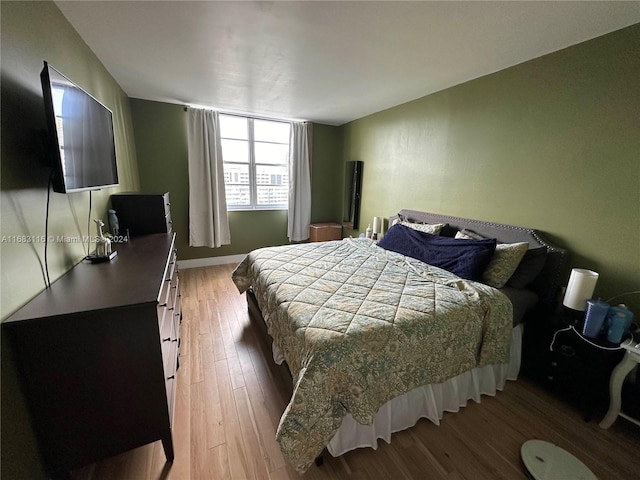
[231,209,567,473]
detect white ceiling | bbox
[55,1,640,126]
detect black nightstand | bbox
[523,319,625,420]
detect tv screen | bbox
[41,62,119,193]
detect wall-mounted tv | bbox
[41,61,119,193]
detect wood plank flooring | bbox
[74,264,640,480]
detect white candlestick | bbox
[372,216,382,234]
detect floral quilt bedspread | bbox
[232,238,512,472]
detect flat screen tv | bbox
[41,61,119,193]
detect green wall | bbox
[1,2,140,478]
[130,99,343,261]
[343,24,640,313]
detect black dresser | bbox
[3,233,181,479]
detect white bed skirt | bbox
[326,323,523,457]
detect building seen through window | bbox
[220,114,290,210]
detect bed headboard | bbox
[393,209,568,308]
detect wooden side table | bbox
[309,222,342,242]
[599,335,640,429]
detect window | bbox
[220,114,291,210]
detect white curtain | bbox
[288,122,312,242]
[187,108,231,247]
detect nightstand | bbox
[309,222,342,242]
[522,319,626,420]
[547,326,625,419]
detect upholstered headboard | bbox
[392,209,568,308]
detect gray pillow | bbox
[506,247,548,289]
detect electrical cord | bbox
[605,291,640,304]
[85,190,92,258]
[549,326,572,352]
[550,325,624,352]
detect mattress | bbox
[232,238,513,472]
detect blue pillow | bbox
[378,224,497,280]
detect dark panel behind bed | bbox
[394,210,568,308]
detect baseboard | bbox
[178,254,247,270]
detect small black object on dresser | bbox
[111,192,172,237]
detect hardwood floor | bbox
[74,264,640,480]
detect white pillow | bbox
[399,221,445,235]
[456,231,529,288]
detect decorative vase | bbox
[108,209,120,236]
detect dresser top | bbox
[4,233,175,323]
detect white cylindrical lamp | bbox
[563,268,599,311]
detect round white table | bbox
[521,440,597,480]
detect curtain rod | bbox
[183,105,307,124]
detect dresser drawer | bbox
[159,306,172,342]
[159,283,172,313]
[165,211,173,235]
[171,275,180,311]
[165,372,176,426]
[158,249,177,305]
[163,315,179,425]
[159,242,180,428]
[158,302,168,335]
[167,249,178,281]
